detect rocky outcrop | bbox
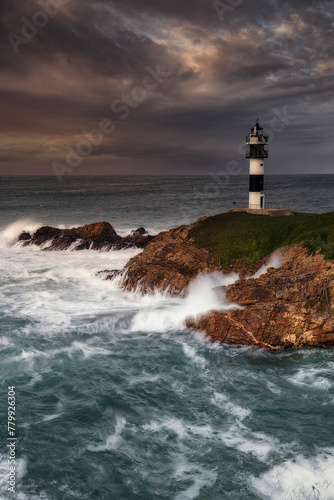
[122,225,334,347]
[118,218,277,296]
[120,221,217,296]
[18,222,153,251]
[186,244,334,349]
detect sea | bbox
[0,175,334,500]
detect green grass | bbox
[189,211,334,267]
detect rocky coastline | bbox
[114,213,334,349]
[17,213,334,349]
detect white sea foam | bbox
[87,416,126,452]
[6,340,112,367]
[135,414,218,498]
[249,449,334,499]
[69,341,112,359]
[287,366,334,391]
[142,416,215,441]
[143,417,189,439]
[41,411,63,423]
[0,216,284,343]
[130,271,241,333]
[0,242,141,338]
[0,219,115,250]
[171,381,185,395]
[221,425,284,463]
[129,372,161,386]
[0,336,10,348]
[0,454,10,493]
[129,251,283,335]
[182,344,207,368]
[211,392,252,421]
[266,381,283,395]
[8,490,53,498]
[172,454,217,500]
[211,392,292,463]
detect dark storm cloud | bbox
[0,0,333,174]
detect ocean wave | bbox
[142,416,216,441]
[287,365,334,392]
[87,415,127,452]
[249,448,334,499]
[0,220,42,248]
[172,454,218,500]
[4,340,113,368]
[182,343,207,369]
[0,219,84,249]
[130,271,241,334]
[211,392,294,463]
[211,391,252,421]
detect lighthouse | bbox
[245,119,269,209]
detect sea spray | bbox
[248,250,282,279]
[0,220,42,248]
[129,271,241,333]
[249,450,334,499]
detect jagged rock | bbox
[97,269,122,280]
[122,222,220,296]
[131,227,148,236]
[121,219,273,296]
[120,232,153,249]
[18,232,32,241]
[19,222,152,251]
[186,244,334,349]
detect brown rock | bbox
[120,216,280,296]
[121,222,219,296]
[186,244,334,349]
[18,232,32,241]
[19,222,152,251]
[120,228,153,249]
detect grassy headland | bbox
[189,211,334,267]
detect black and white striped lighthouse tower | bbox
[245,119,269,209]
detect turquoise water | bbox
[1,176,334,499]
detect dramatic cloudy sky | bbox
[1,0,333,175]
